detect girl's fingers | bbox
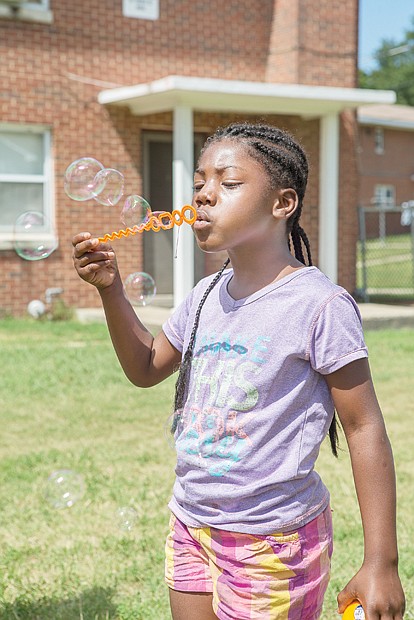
[77,250,114,267]
[76,240,100,255]
[72,232,92,247]
[72,234,113,260]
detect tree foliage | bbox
[359,16,414,105]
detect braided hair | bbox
[172,121,340,456]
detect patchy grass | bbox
[0,319,412,619]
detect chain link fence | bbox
[356,202,414,302]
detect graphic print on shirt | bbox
[175,330,271,477]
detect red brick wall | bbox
[338,110,360,292]
[266,0,359,87]
[0,0,360,315]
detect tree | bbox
[359,16,414,106]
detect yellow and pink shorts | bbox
[165,506,333,620]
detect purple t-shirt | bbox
[163,266,368,534]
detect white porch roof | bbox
[358,103,414,130]
[98,75,396,306]
[98,75,396,116]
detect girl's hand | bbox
[337,562,405,618]
[72,232,119,291]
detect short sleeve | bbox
[162,294,192,354]
[308,292,368,374]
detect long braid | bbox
[171,258,230,433]
[173,121,340,456]
[291,222,312,266]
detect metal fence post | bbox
[358,205,369,302]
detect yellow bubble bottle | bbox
[342,601,365,619]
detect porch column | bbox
[318,113,339,283]
[172,105,194,308]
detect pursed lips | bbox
[193,209,211,230]
[196,209,210,222]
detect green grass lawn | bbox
[357,234,414,297]
[0,319,413,619]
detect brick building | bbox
[357,104,414,240]
[0,0,394,315]
[358,104,414,210]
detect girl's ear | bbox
[272,188,299,220]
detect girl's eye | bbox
[223,182,241,189]
[192,183,204,191]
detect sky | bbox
[358,0,414,71]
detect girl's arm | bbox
[325,358,405,619]
[72,232,182,387]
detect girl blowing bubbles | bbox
[72,122,405,620]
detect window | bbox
[0,126,55,249]
[373,184,395,208]
[25,0,49,8]
[0,0,49,8]
[0,1,52,24]
[122,0,159,20]
[374,126,384,155]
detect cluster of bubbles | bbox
[64,157,125,206]
[64,157,156,307]
[14,156,158,308]
[63,157,152,230]
[44,469,139,532]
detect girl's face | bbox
[192,139,282,254]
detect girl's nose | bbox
[195,184,216,206]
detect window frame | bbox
[0,124,55,251]
[373,184,395,208]
[25,0,49,8]
[0,1,52,24]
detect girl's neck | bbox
[226,247,306,300]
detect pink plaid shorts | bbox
[165,506,333,620]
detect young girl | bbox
[72,122,405,620]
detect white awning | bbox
[98,75,396,117]
[98,75,396,303]
[358,104,414,130]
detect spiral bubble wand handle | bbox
[98,205,196,243]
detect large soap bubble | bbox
[14,211,58,261]
[44,469,86,509]
[64,157,104,201]
[124,271,156,306]
[120,195,152,228]
[92,168,125,206]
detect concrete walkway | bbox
[76,302,414,331]
[358,302,414,330]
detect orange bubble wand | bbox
[98,205,197,243]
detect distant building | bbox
[0,0,394,315]
[357,103,414,233]
[358,103,414,208]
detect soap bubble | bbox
[93,168,125,206]
[14,211,58,261]
[124,272,156,306]
[64,157,104,201]
[120,195,152,228]
[115,506,138,532]
[44,469,85,509]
